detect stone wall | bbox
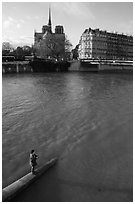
[2,62,33,74]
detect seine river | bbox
[2,72,133,192]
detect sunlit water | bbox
[2,72,133,188]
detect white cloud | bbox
[20,36,27,39]
[53,2,94,20]
[8,17,14,21]
[16,23,21,29]
[3,16,15,29]
[2,35,33,47]
[3,20,11,29]
[34,16,39,20]
[19,19,25,23]
[2,35,15,43]
[26,16,31,20]
[3,16,24,30]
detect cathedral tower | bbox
[34,5,65,60]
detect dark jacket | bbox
[30,153,38,166]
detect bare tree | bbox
[65,36,72,53]
[34,34,72,61]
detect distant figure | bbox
[30,150,38,174]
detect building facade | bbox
[79,28,133,61]
[34,7,65,60]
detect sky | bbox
[2,1,133,48]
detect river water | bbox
[2,72,133,190]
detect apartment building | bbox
[79,28,133,60]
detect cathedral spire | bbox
[48,5,52,28]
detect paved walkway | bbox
[11,123,133,202]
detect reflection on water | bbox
[2,73,133,188]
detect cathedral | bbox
[34,7,65,60]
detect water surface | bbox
[2,72,133,190]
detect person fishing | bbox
[30,149,38,174]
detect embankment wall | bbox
[2,62,33,74]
